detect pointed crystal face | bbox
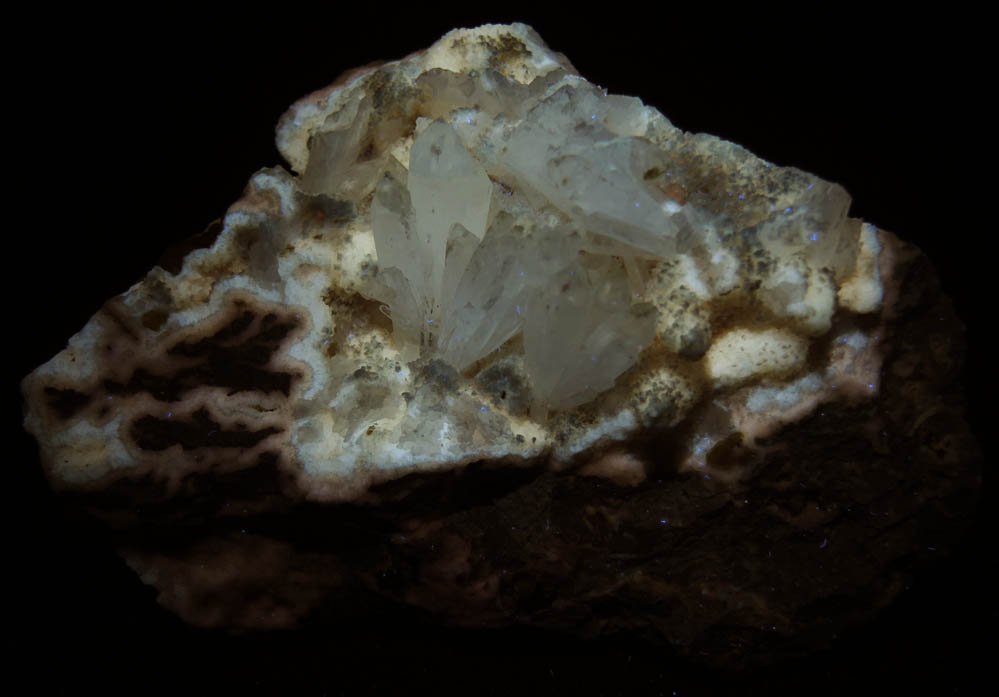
[372,120,495,361]
[363,51,870,414]
[371,114,661,410]
[370,86,671,410]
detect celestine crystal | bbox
[22,24,980,666]
[371,114,658,414]
[276,22,879,434]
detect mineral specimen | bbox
[21,23,980,668]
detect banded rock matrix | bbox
[22,24,979,665]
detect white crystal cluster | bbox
[364,71,669,413]
[295,33,873,414]
[275,24,884,488]
[23,24,891,500]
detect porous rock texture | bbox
[21,23,980,667]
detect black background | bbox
[11,8,994,695]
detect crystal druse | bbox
[22,24,980,665]
[26,24,883,495]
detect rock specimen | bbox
[21,23,980,667]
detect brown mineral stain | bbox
[484,34,531,72]
[661,182,687,205]
[141,308,169,331]
[578,452,648,487]
[42,386,91,420]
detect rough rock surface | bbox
[21,23,981,668]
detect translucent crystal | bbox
[756,180,860,280]
[372,121,493,356]
[435,215,533,371]
[357,28,876,414]
[501,85,678,258]
[524,259,656,414]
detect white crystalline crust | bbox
[23,23,890,500]
[705,329,807,387]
